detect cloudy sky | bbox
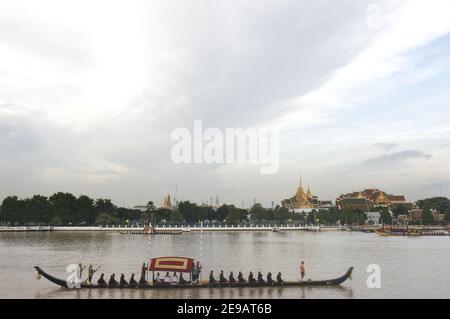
[1,0,449,207]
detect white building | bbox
[366,212,381,225]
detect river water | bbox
[0,231,448,299]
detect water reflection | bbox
[32,285,354,299]
[2,231,449,299]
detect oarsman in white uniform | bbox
[172,272,179,284]
[164,272,172,283]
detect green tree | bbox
[95,198,116,215]
[264,209,274,221]
[28,195,51,224]
[417,197,449,214]
[94,198,117,225]
[116,207,141,224]
[215,204,229,222]
[153,208,172,224]
[170,209,183,223]
[338,208,367,225]
[77,195,96,225]
[250,203,265,223]
[274,207,289,223]
[236,208,249,222]
[196,206,210,222]
[0,196,21,225]
[95,212,119,225]
[178,201,200,222]
[375,207,392,225]
[444,208,450,224]
[49,192,77,225]
[292,212,306,223]
[306,210,316,224]
[392,205,409,218]
[421,209,434,225]
[316,210,338,225]
[225,205,241,224]
[355,209,367,225]
[143,201,156,224]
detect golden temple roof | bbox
[294,184,313,208]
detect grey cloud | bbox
[362,150,432,167]
[139,0,378,128]
[0,110,42,154]
[373,142,398,151]
[5,0,446,207]
[71,167,121,177]
[0,9,93,68]
[428,179,450,193]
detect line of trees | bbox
[149,202,290,224]
[415,197,450,225]
[0,193,143,226]
[416,197,450,214]
[1,193,449,226]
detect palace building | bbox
[336,189,412,212]
[281,180,334,213]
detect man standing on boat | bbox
[300,261,306,282]
[88,264,101,284]
[78,262,86,280]
[192,260,198,282]
[196,261,202,281]
[141,262,148,280]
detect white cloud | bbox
[271,0,450,130]
[1,0,450,205]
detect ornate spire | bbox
[162,194,172,210]
[306,184,312,199]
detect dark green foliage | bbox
[373,206,393,225]
[392,205,409,217]
[445,209,450,223]
[416,197,449,214]
[337,208,367,226]
[421,209,435,225]
[1,195,448,226]
[0,193,141,226]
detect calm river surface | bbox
[0,231,448,299]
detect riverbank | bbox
[0,224,321,232]
[2,224,447,233]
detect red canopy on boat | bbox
[149,257,194,273]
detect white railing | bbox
[0,224,321,232]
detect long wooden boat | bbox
[35,257,353,289]
[118,230,183,235]
[375,228,449,237]
[118,226,183,235]
[375,230,420,237]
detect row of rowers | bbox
[209,270,285,285]
[95,270,286,287]
[96,270,192,287]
